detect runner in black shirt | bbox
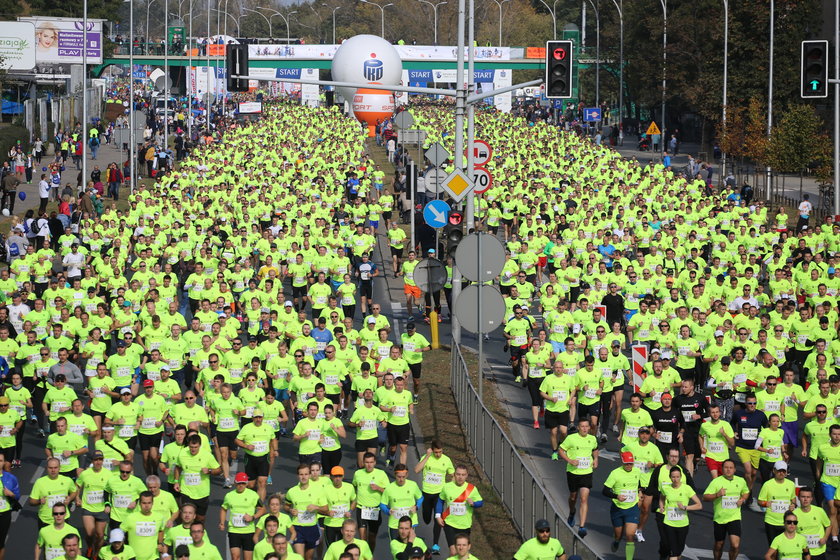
[674,378,708,477]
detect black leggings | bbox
[0,510,9,550]
[526,377,543,407]
[662,524,688,557]
[421,492,443,545]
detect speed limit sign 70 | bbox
[473,167,493,194]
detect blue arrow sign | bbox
[583,107,602,122]
[423,199,451,229]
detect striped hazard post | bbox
[631,344,648,393]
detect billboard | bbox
[238,101,262,114]
[0,22,36,70]
[18,16,103,65]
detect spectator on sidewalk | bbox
[797,194,812,232]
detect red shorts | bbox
[14,165,24,173]
[537,256,548,267]
[705,457,724,474]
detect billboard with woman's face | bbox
[18,17,103,64]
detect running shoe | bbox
[431,545,441,556]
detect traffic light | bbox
[226,43,250,93]
[801,40,828,99]
[444,210,464,255]
[545,40,573,99]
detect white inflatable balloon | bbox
[1,209,9,216]
[331,34,402,105]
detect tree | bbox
[766,104,831,176]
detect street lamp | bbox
[321,5,341,44]
[720,0,728,179]
[659,0,666,161]
[145,0,157,50]
[360,0,394,38]
[486,0,508,46]
[585,0,600,107]
[608,0,623,139]
[242,7,272,37]
[536,0,556,40]
[210,8,239,38]
[416,0,447,45]
[262,9,298,42]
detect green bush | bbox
[0,125,31,160]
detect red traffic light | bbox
[552,47,567,61]
[448,211,463,226]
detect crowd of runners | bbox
[0,98,835,560]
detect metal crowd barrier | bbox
[450,345,603,560]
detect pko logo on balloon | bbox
[363,58,384,82]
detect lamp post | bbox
[242,7,272,37]
[263,9,298,43]
[360,0,394,38]
[659,0,666,162]
[487,0,508,46]
[608,0,623,137]
[416,0,448,45]
[129,0,136,193]
[145,0,157,52]
[766,0,774,199]
[720,0,728,180]
[585,0,600,107]
[536,0,556,40]
[322,5,341,44]
[210,9,240,39]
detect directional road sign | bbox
[424,142,451,167]
[466,139,492,166]
[423,199,451,229]
[583,107,602,122]
[424,167,447,194]
[393,110,415,129]
[441,169,474,202]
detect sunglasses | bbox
[785,520,798,525]
[53,511,66,516]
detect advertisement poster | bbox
[0,22,36,70]
[18,17,103,65]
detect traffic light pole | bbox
[450,0,466,346]
[835,0,839,215]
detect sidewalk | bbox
[3,139,138,231]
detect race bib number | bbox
[552,391,568,402]
[639,329,650,339]
[733,374,747,385]
[46,548,64,560]
[325,375,339,386]
[403,342,416,353]
[391,506,411,519]
[360,419,376,432]
[360,507,380,520]
[666,507,686,522]
[322,436,337,448]
[770,500,789,514]
[826,463,840,477]
[741,428,758,440]
[626,426,639,438]
[634,461,649,474]
[184,473,202,486]
[764,401,780,412]
[297,511,316,524]
[231,513,247,527]
[584,388,598,400]
[393,406,407,418]
[58,454,70,466]
[252,440,268,453]
[330,505,348,518]
[47,494,65,507]
[0,426,12,438]
[114,495,132,508]
[768,447,781,460]
[513,335,527,346]
[449,502,467,516]
[141,418,157,430]
[51,401,67,413]
[424,472,443,486]
[219,417,236,430]
[708,441,725,454]
[721,496,738,509]
[806,534,821,549]
[682,411,695,422]
[659,431,673,444]
[119,425,135,438]
[86,490,104,505]
[797,335,808,345]
[620,490,638,503]
[135,521,157,537]
[576,457,592,470]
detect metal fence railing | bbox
[450,345,603,560]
